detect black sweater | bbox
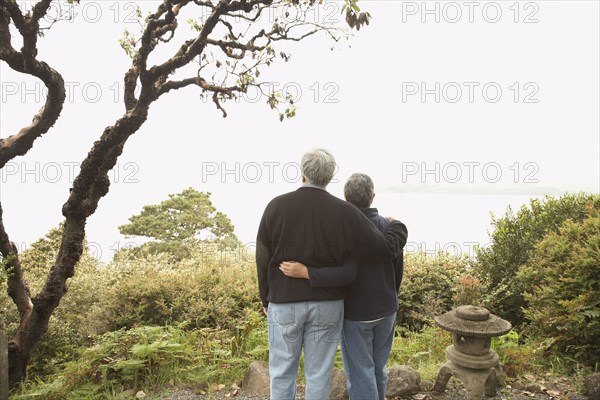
[307,208,405,321]
[256,187,407,307]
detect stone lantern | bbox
[433,305,512,399]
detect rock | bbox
[420,380,434,392]
[385,365,421,398]
[241,361,270,397]
[330,367,349,400]
[135,391,146,399]
[524,383,543,393]
[585,373,600,400]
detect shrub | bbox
[453,275,484,307]
[474,193,599,327]
[517,209,600,368]
[397,253,471,331]
[90,246,261,334]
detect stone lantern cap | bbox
[434,305,512,338]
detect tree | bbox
[118,188,239,259]
[0,0,370,387]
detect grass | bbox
[11,319,597,399]
[388,323,452,382]
[10,315,268,400]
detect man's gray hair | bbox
[301,149,336,187]
[344,173,375,208]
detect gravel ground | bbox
[154,378,589,400]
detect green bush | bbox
[397,253,471,331]
[474,193,600,326]
[517,209,600,368]
[94,247,261,334]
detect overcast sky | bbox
[1,0,598,261]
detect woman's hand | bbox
[279,261,310,279]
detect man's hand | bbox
[263,306,268,316]
[385,216,396,223]
[279,261,310,279]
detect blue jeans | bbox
[341,312,397,400]
[268,300,344,400]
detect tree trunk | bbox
[1,324,9,400]
[7,339,28,390]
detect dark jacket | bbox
[256,187,407,307]
[307,208,406,321]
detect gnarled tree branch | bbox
[0,204,33,322]
[149,0,273,79]
[0,1,66,169]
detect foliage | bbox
[453,274,484,307]
[0,255,8,286]
[117,188,240,261]
[0,224,101,378]
[474,193,600,326]
[517,209,600,368]
[6,191,599,393]
[341,0,371,31]
[12,319,267,400]
[16,224,100,295]
[119,189,234,242]
[491,330,541,378]
[94,247,260,334]
[397,252,471,332]
[1,225,257,380]
[6,230,596,397]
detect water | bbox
[372,192,539,257]
[215,191,542,261]
[3,187,544,263]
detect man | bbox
[256,150,407,400]
[280,173,405,400]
